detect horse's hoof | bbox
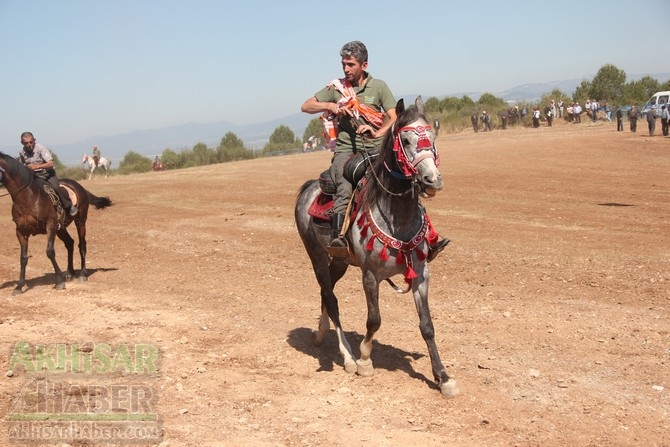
[439,378,459,397]
[356,358,374,377]
[12,288,23,296]
[311,330,325,347]
[78,276,88,283]
[55,283,66,291]
[344,360,357,374]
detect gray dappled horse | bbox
[294,97,458,396]
[0,152,112,294]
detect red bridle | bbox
[390,124,440,178]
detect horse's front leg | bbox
[57,228,76,280]
[357,269,381,377]
[45,230,66,290]
[14,231,29,295]
[412,272,458,397]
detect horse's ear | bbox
[396,98,405,116]
[415,95,425,116]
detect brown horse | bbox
[0,152,112,294]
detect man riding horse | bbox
[19,132,78,216]
[92,145,101,167]
[300,40,449,261]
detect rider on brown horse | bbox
[19,132,78,216]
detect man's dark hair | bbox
[340,41,368,64]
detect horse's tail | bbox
[87,191,112,209]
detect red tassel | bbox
[405,265,418,284]
[379,244,389,261]
[426,214,439,244]
[360,222,369,238]
[366,234,376,251]
[396,250,404,265]
[357,213,366,227]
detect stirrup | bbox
[427,238,451,263]
[326,238,349,258]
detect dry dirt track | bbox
[0,120,668,447]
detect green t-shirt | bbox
[314,74,396,154]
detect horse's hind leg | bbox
[311,258,357,373]
[75,220,88,281]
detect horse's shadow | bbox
[0,267,118,292]
[287,327,437,390]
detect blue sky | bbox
[0,0,666,150]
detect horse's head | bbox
[389,97,442,198]
[82,154,88,163]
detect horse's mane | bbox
[365,104,425,206]
[0,152,34,186]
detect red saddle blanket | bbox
[307,192,335,221]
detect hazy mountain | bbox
[53,73,669,166]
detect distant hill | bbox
[52,73,670,166]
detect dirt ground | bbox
[0,118,668,447]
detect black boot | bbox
[427,237,451,263]
[327,213,348,257]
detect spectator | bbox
[647,107,657,136]
[433,118,440,136]
[574,102,583,123]
[590,99,598,122]
[627,105,638,132]
[471,112,479,132]
[661,105,669,136]
[557,99,564,118]
[616,107,624,131]
[545,106,553,127]
[566,103,574,122]
[604,102,612,122]
[481,111,491,131]
[501,109,508,129]
[532,107,541,128]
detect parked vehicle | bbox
[639,91,670,117]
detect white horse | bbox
[82,154,111,180]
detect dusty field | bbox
[0,119,668,447]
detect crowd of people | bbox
[467,98,667,137]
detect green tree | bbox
[423,96,442,113]
[622,76,661,105]
[573,80,591,102]
[161,148,179,169]
[216,131,254,162]
[118,151,152,174]
[590,64,626,102]
[302,117,324,143]
[262,125,299,154]
[540,89,569,107]
[192,142,217,166]
[477,92,506,109]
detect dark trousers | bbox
[630,118,637,132]
[617,118,623,131]
[662,118,669,136]
[45,175,73,209]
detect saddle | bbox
[38,180,78,227]
[307,151,377,222]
